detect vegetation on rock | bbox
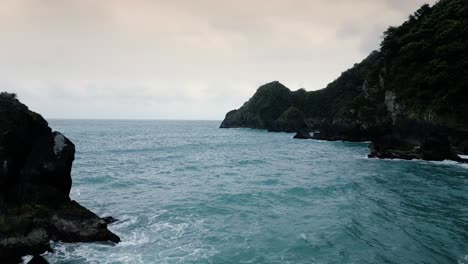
[221,0,468,158]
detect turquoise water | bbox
[44,120,468,264]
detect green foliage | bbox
[277,106,305,122]
[303,51,384,121]
[272,106,306,132]
[223,0,468,133]
[380,0,468,126]
[244,81,293,127]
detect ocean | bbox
[42,120,468,264]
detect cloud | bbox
[0,0,437,119]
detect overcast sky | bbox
[0,0,436,120]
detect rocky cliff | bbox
[221,0,468,161]
[0,93,120,263]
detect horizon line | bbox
[46,117,223,122]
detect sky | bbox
[0,0,437,120]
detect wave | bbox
[364,156,468,170]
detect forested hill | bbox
[220,0,468,155]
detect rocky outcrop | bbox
[368,133,463,162]
[27,255,49,264]
[0,92,120,263]
[220,81,294,130]
[220,0,468,161]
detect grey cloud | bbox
[0,0,437,119]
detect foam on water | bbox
[47,120,468,264]
[21,256,33,264]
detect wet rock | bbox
[368,131,463,162]
[27,255,49,264]
[102,216,119,224]
[293,131,312,139]
[0,92,120,262]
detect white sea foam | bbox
[364,156,468,169]
[458,254,468,264]
[428,159,468,169]
[299,233,309,241]
[21,255,33,264]
[70,188,81,198]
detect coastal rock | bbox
[27,255,49,264]
[368,131,463,162]
[0,92,120,262]
[220,0,468,161]
[0,227,51,264]
[311,125,370,142]
[293,131,312,139]
[102,216,119,224]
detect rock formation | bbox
[0,92,120,263]
[220,0,468,161]
[367,124,465,162]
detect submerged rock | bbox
[0,92,120,262]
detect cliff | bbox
[0,93,120,263]
[221,0,468,160]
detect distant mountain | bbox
[221,0,468,160]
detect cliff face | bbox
[221,0,468,158]
[0,93,120,263]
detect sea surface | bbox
[42,120,467,264]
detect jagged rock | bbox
[293,131,312,139]
[368,131,463,162]
[0,227,51,264]
[102,216,119,224]
[0,92,120,262]
[27,255,49,264]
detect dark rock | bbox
[293,131,312,139]
[450,129,468,155]
[269,107,307,133]
[311,124,372,142]
[0,227,51,264]
[20,131,75,203]
[368,130,463,162]
[0,92,120,262]
[28,255,49,264]
[220,81,295,130]
[47,201,121,243]
[220,0,468,162]
[102,216,119,224]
